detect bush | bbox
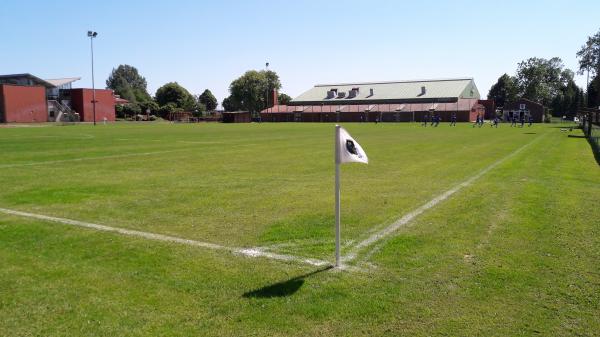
[139,101,159,115]
[61,112,80,122]
[122,103,142,118]
[115,105,125,118]
[158,103,180,119]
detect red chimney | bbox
[271,89,278,106]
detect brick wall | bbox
[0,84,48,123]
[70,88,115,122]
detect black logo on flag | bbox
[346,139,358,155]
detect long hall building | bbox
[261,78,493,122]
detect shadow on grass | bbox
[242,266,333,298]
[567,134,600,166]
[587,137,600,166]
[546,124,578,129]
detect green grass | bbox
[1,122,599,336]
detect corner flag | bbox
[334,125,368,267]
[337,126,369,164]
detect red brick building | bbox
[70,89,116,122]
[261,78,486,123]
[222,111,251,123]
[0,73,117,123]
[0,84,48,123]
[503,98,545,123]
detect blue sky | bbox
[1,0,598,105]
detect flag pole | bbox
[335,125,341,267]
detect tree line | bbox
[106,65,292,119]
[488,27,600,117]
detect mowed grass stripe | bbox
[1,124,599,336]
[0,123,565,254]
[0,207,331,267]
[345,131,547,263]
[0,149,193,169]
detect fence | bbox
[579,107,600,156]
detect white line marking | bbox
[0,207,330,268]
[176,140,223,145]
[0,134,95,141]
[0,149,190,169]
[115,139,221,145]
[345,133,546,262]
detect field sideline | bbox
[1,122,599,336]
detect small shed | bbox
[504,98,544,123]
[222,111,251,123]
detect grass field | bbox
[1,122,599,336]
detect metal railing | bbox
[578,107,600,158]
[48,100,78,122]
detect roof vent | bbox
[337,91,346,99]
[369,88,374,97]
[348,89,357,98]
[420,86,427,96]
[326,90,335,99]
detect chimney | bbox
[270,89,278,106]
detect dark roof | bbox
[0,73,56,88]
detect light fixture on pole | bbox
[87,31,98,125]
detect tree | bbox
[115,104,125,119]
[228,70,282,114]
[588,75,600,108]
[155,82,197,111]
[139,101,159,115]
[198,89,218,111]
[551,78,582,117]
[222,96,239,112]
[106,65,151,103]
[577,28,600,76]
[515,57,572,106]
[158,102,181,119]
[277,93,292,105]
[122,103,142,119]
[487,74,518,107]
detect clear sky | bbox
[1,0,598,106]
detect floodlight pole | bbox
[265,62,270,116]
[88,31,98,125]
[334,125,341,267]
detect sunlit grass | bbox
[0,122,598,336]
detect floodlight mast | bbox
[264,62,270,118]
[88,31,98,125]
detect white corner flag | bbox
[334,125,368,267]
[337,126,369,164]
